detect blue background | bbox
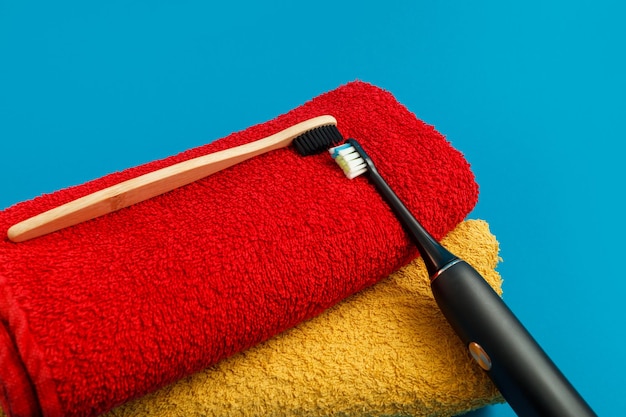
[1,2,623,416]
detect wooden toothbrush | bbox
[7,115,340,242]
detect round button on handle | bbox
[469,342,492,371]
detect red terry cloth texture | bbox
[0,81,478,417]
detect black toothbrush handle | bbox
[342,138,596,416]
[430,261,597,417]
[360,157,596,416]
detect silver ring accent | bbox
[430,259,462,282]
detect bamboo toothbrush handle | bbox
[7,115,337,243]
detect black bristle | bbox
[292,125,343,156]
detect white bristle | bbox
[340,151,360,162]
[346,167,367,179]
[331,144,368,179]
[343,159,366,172]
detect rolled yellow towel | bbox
[104,219,504,417]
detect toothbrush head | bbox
[329,139,374,179]
[292,124,344,156]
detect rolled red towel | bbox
[0,81,478,417]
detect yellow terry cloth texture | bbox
[101,219,504,417]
